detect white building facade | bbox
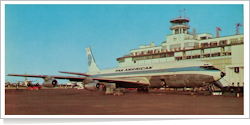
[116,13,244,91]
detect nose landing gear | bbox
[203,83,217,95]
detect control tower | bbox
[170,9,190,35]
[166,9,193,44]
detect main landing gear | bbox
[190,87,200,96]
[137,88,149,93]
[101,83,125,96]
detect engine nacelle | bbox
[84,82,100,91]
[43,76,58,87]
[83,77,94,84]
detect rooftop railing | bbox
[170,16,190,21]
[169,25,190,29]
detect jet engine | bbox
[43,76,58,87]
[84,82,100,91]
[83,78,100,91]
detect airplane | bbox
[5,80,19,87]
[19,79,40,87]
[15,73,40,87]
[5,79,39,88]
[16,73,38,86]
[8,47,225,95]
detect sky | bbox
[3,3,245,84]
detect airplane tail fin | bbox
[85,47,100,72]
[25,72,27,81]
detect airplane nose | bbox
[220,72,225,78]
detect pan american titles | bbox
[115,66,153,72]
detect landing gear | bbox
[101,83,121,95]
[203,83,215,95]
[190,87,199,96]
[16,83,19,90]
[113,88,125,96]
[101,86,125,96]
[208,84,215,92]
[137,88,149,93]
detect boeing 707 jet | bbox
[8,47,225,95]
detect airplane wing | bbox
[7,74,88,81]
[58,71,91,76]
[7,74,150,86]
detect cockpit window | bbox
[200,66,219,70]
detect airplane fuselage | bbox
[86,60,224,88]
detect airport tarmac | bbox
[5,88,243,115]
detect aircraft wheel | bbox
[137,88,148,93]
[137,88,142,92]
[143,88,149,92]
[102,86,106,92]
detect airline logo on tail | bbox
[87,54,92,66]
[85,47,100,72]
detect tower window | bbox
[200,37,207,40]
[175,29,179,34]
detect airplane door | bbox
[160,79,167,87]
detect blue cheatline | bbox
[90,66,220,77]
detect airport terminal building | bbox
[116,13,244,90]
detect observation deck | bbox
[170,16,190,30]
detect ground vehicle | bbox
[28,85,41,90]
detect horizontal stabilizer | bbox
[58,71,90,76]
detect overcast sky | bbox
[4,3,245,84]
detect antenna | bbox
[25,72,27,81]
[192,28,196,35]
[235,22,242,35]
[179,9,186,18]
[216,27,222,38]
